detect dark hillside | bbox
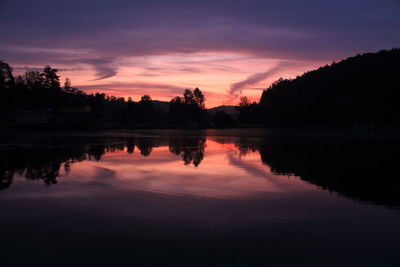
[260,48,400,125]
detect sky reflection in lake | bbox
[1,130,400,266]
[54,140,311,198]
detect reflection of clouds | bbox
[225,150,307,192]
[226,149,271,178]
[1,139,315,201]
[87,167,116,187]
[64,140,314,199]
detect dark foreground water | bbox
[1,129,400,266]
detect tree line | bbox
[2,48,399,128]
[0,61,213,128]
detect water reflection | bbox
[233,135,400,208]
[169,136,206,166]
[2,131,400,266]
[0,134,208,191]
[260,138,400,206]
[1,131,400,208]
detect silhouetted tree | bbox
[0,61,15,89]
[183,89,194,105]
[169,88,207,125]
[239,96,251,107]
[64,77,72,91]
[140,94,152,102]
[193,87,206,109]
[42,66,60,90]
[0,61,16,118]
[170,96,182,104]
[25,71,44,90]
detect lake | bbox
[1,129,400,266]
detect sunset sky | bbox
[1,0,399,107]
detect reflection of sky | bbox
[2,136,400,267]
[1,137,400,247]
[6,139,315,200]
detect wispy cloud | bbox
[228,62,292,98]
[79,58,117,81]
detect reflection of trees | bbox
[0,135,208,190]
[0,170,13,190]
[233,138,259,156]
[126,139,135,154]
[0,148,89,190]
[0,142,128,190]
[207,134,400,208]
[4,132,400,209]
[136,138,154,157]
[255,136,400,208]
[169,137,206,167]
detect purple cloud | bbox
[229,65,281,97]
[1,0,399,66]
[79,58,118,81]
[229,62,295,98]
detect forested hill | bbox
[259,48,400,125]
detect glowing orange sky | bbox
[58,52,326,107]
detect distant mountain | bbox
[136,100,239,118]
[152,102,238,118]
[153,102,239,119]
[152,103,239,118]
[207,105,238,117]
[259,48,400,125]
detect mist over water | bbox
[1,129,400,266]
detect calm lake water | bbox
[1,129,400,266]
